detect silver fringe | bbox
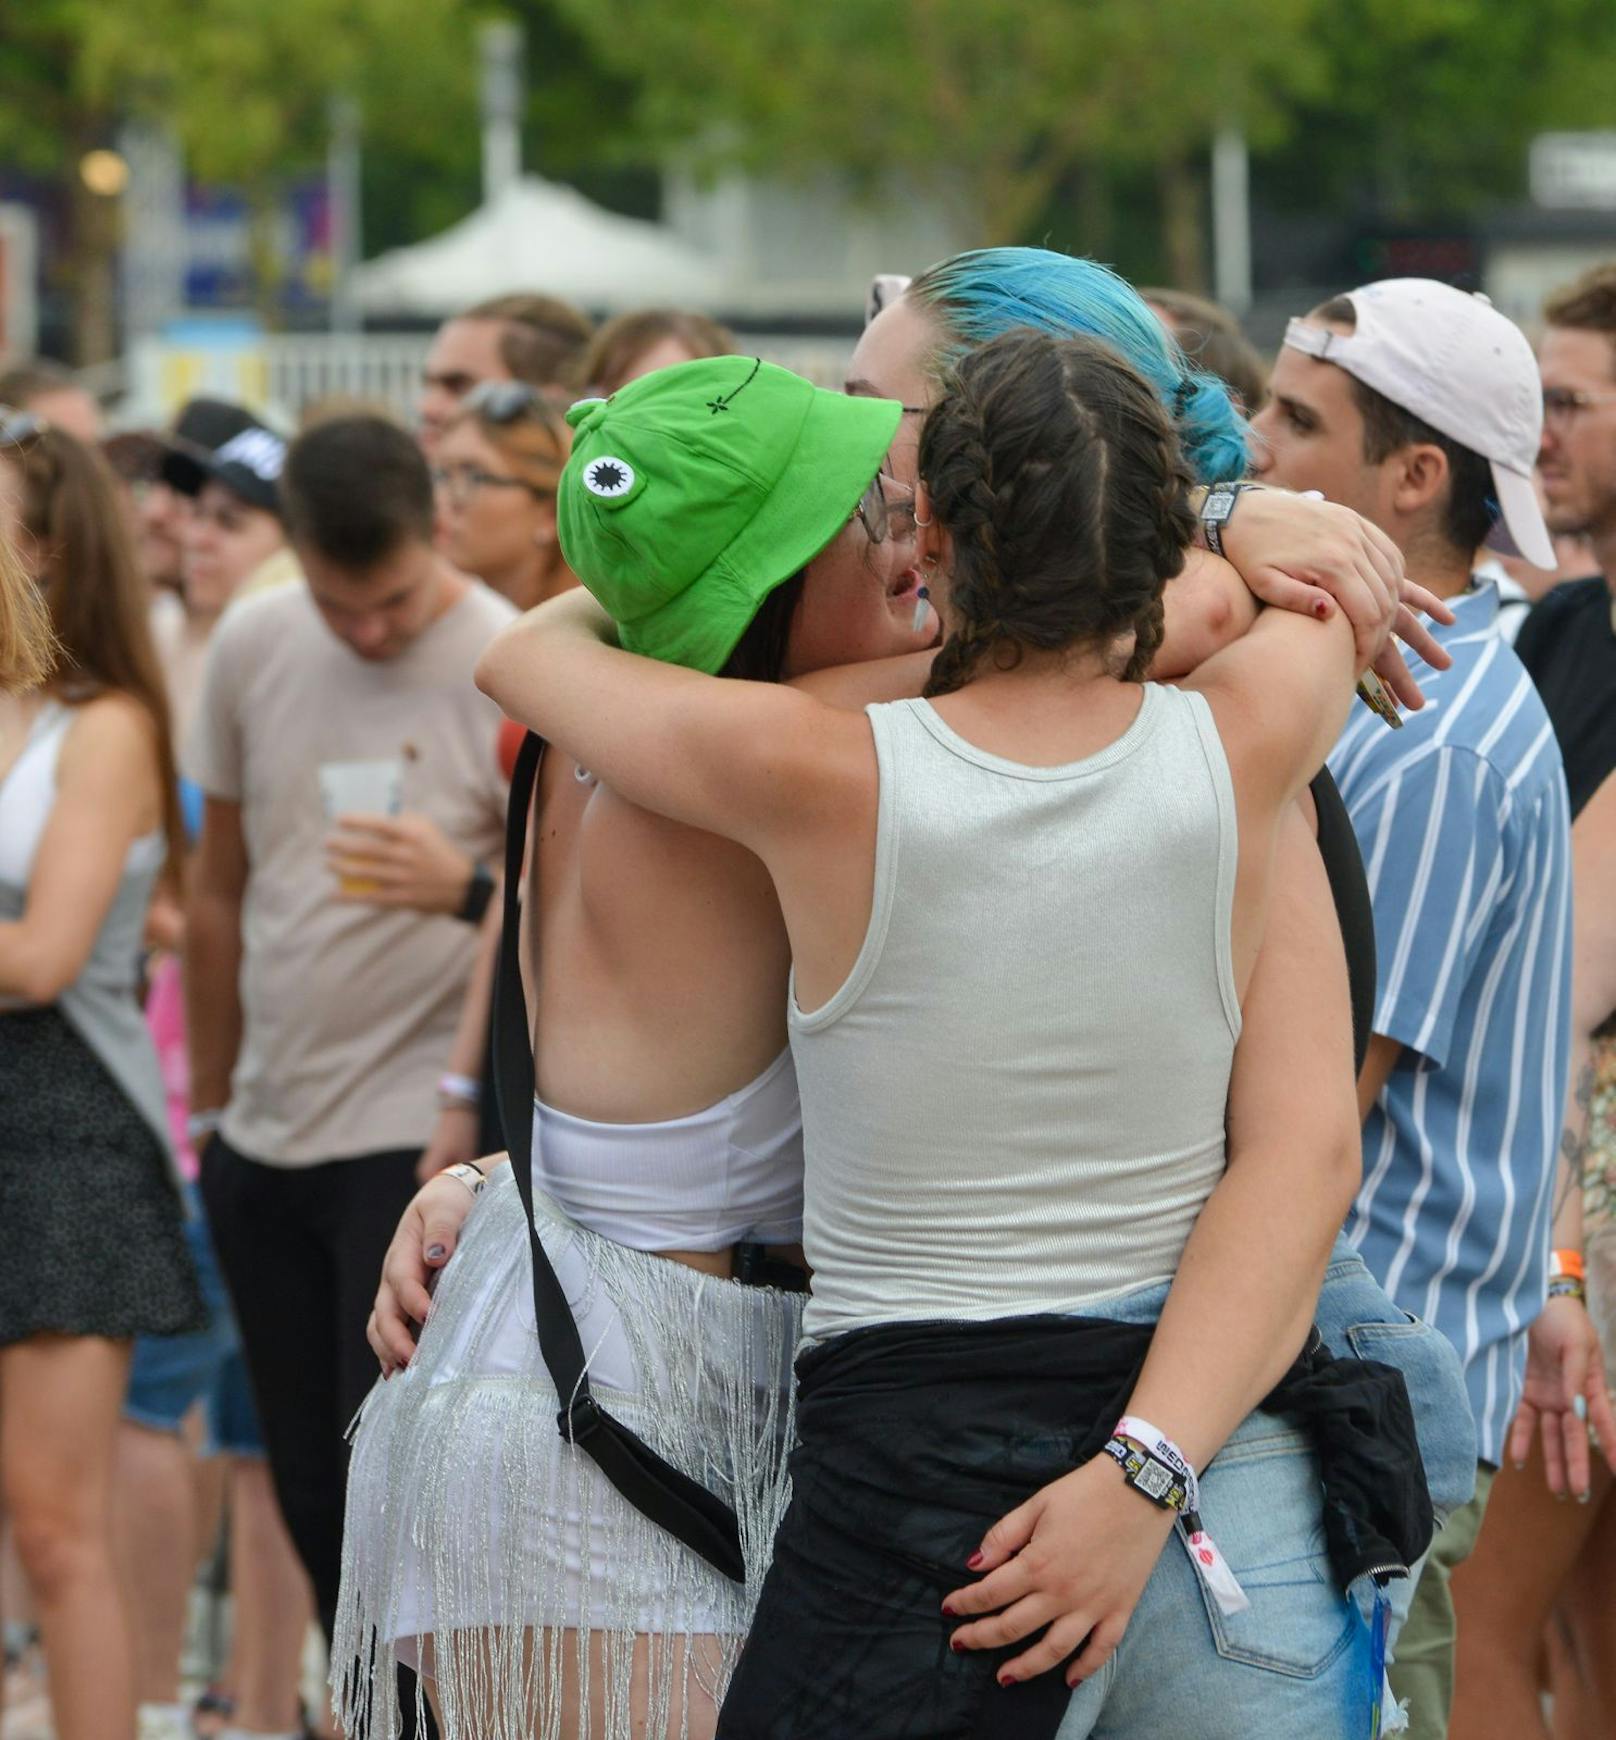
[333,1168,803,1739]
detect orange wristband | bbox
[1551,1248,1586,1283]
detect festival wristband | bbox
[1103,1435,1192,1513]
[443,1161,487,1201]
[187,1108,224,1147]
[1551,1249,1587,1283]
[1113,1414,1251,1617]
[437,1071,482,1111]
[1548,1276,1587,1305]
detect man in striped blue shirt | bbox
[1251,279,1573,1740]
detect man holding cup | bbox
[184,415,514,1654]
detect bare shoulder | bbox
[1576,768,1616,851]
[57,691,162,785]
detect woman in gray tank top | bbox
[479,333,1436,1739]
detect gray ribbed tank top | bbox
[790,684,1241,1343]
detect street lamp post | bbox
[480,19,525,205]
[328,95,362,334]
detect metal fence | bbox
[122,329,856,428]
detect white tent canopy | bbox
[351,176,725,316]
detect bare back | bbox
[527,747,794,1124]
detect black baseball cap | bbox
[173,397,260,453]
[160,420,287,517]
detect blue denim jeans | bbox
[1053,1236,1476,1740]
[124,1181,266,1457]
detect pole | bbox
[328,94,362,334]
[118,120,185,346]
[1211,125,1252,315]
[480,19,525,204]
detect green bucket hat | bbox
[558,356,903,673]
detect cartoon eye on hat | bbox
[583,456,636,498]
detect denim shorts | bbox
[124,1183,265,1458]
[1050,1235,1476,1738]
[1056,1408,1384,1740]
[1069,1237,1477,1518]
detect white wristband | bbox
[187,1109,224,1147]
[1114,1413,1250,1617]
[437,1071,481,1109]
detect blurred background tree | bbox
[546,0,1324,278]
[5,0,1616,358]
[0,0,476,359]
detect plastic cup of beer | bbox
[319,759,404,896]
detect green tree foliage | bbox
[0,0,474,186]
[546,0,1329,246]
[1258,0,1616,221]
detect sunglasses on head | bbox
[0,406,43,446]
[463,380,565,426]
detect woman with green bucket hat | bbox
[332,357,942,1740]
[472,332,1436,1740]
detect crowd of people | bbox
[0,253,1613,1740]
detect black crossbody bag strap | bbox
[491,730,746,1584]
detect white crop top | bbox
[530,1046,804,1252]
[790,686,1242,1343]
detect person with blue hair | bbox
[907,248,1254,484]
[850,247,1442,703]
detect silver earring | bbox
[914,511,933,528]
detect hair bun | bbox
[1171,372,1251,486]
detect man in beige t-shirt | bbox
[185,415,514,1658]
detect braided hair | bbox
[921,330,1196,698]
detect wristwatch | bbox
[1198,483,1251,558]
[457,861,495,925]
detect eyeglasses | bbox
[852,475,919,546]
[1542,387,1616,431]
[431,462,553,506]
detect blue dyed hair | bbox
[907,247,1252,486]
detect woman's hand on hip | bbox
[942,1454,1177,1687]
[367,1161,496,1376]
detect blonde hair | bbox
[0,532,55,692]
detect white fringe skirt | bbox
[333,1165,804,1739]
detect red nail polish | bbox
[950,1637,965,1654]
[940,1602,956,1617]
[1313,598,1331,619]
[966,1551,985,1570]
[998,1672,1015,1689]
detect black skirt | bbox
[0,1005,205,1345]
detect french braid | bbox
[921,330,1194,697]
